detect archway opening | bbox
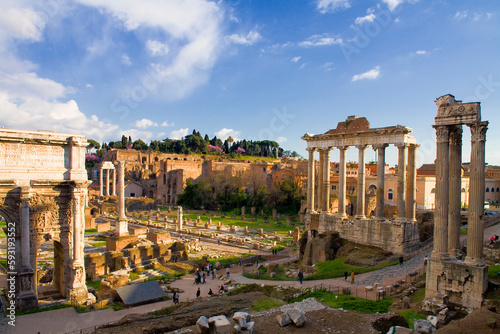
[36,236,65,303]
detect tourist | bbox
[196,287,201,298]
[208,289,214,296]
[226,266,230,278]
[399,255,404,266]
[218,284,225,293]
[298,271,304,284]
[350,271,355,284]
[239,258,242,266]
[423,255,428,266]
[344,271,348,281]
[218,239,221,246]
[172,291,179,304]
[202,272,206,284]
[256,260,259,267]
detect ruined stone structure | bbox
[0,129,90,309]
[302,116,420,255]
[99,161,116,197]
[425,94,489,309]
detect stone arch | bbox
[368,184,377,195]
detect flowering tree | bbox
[126,143,133,150]
[235,147,245,155]
[86,154,101,163]
[208,144,224,153]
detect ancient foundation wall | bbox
[306,212,420,254]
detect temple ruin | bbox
[425,94,489,309]
[0,129,90,310]
[301,116,420,257]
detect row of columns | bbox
[432,122,488,265]
[99,166,116,196]
[306,143,417,222]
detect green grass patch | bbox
[410,288,426,303]
[86,280,102,291]
[290,290,393,313]
[85,228,97,234]
[251,298,286,311]
[129,271,140,280]
[0,259,7,268]
[460,228,467,235]
[305,257,398,280]
[488,265,500,279]
[397,310,426,329]
[90,241,107,247]
[16,303,72,316]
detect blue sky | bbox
[1,0,499,166]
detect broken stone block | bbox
[385,326,414,334]
[427,315,438,327]
[437,307,448,321]
[208,315,231,334]
[276,312,292,327]
[287,308,306,327]
[245,321,254,333]
[196,316,210,334]
[487,318,497,329]
[233,312,251,328]
[414,319,435,334]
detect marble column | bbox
[99,166,104,196]
[432,125,450,260]
[338,146,348,218]
[322,148,331,212]
[106,168,110,196]
[395,143,407,222]
[318,149,324,212]
[116,161,129,236]
[20,199,31,268]
[374,144,388,220]
[405,144,417,223]
[465,121,488,266]
[356,145,367,218]
[73,189,83,262]
[178,206,183,230]
[448,126,462,258]
[112,169,117,196]
[307,148,316,213]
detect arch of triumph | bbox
[0,129,90,310]
[302,116,420,254]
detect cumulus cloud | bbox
[146,40,169,56]
[169,128,189,139]
[0,7,46,43]
[352,66,380,82]
[275,136,287,143]
[214,128,240,141]
[226,30,262,45]
[121,54,132,66]
[316,0,350,14]
[355,13,376,25]
[133,118,158,129]
[291,56,301,62]
[415,50,427,55]
[161,121,174,127]
[454,10,468,20]
[382,0,404,11]
[299,34,343,47]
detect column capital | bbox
[20,186,31,202]
[320,147,332,152]
[337,145,349,151]
[469,121,488,142]
[433,125,450,143]
[449,126,463,145]
[355,144,368,150]
[395,142,409,149]
[306,147,317,152]
[372,143,388,150]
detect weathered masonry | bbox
[302,116,420,255]
[425,94,489,309]
[0,129,90,310]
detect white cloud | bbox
[355,13,376,25]
[415,50,427,55]
[226,30,262,45]
[214,128,240,141]
[454,10,468,20]
[291,56,301,62]
[169,128,189,140]
[275,136,287,144]
[299,34,343,47]
[161,121,174,127]
[394,18,401,23]
[322,62,333,71]
[382,0,404,11]
[146,40,169,56]
[316,0,350,14]
[121,54,132,66]
[0,7,46,43]
[86,83,93,89]
[133,118,158,129]
[352,66,380,82]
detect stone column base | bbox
[68,285,89,305]
[425,258,488,309]
[16,292,38,311]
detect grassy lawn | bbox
[397,310,426,329]
[86,280,102,291]
[306,257,399,280]
[90,241,107,247]
[16,303,72,316]
[290,289,393,313]
[84,228,97,234]
[251,297,286,311]
[410,288,426,303]
[0,220,6,238]
[129,271,140,280]
[460,228,467,235]
[488,265,500,279]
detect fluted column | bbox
[374,144,388,220]
[448,126,462,258]
[395,143,407,222]
[307,148,316,213]
[99,166,104,196]
[318,149,324,212]
[465,122,488,266]
[338,146,348,218]
[106,168,110,196]
[20,198,31,268]
[115,160,129,236]
[405,144,418,223]
[322,148,331,212]
[112,169,117,196]
[356,145,367,218]
[73,187,84,262]
[432,125,450,260]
